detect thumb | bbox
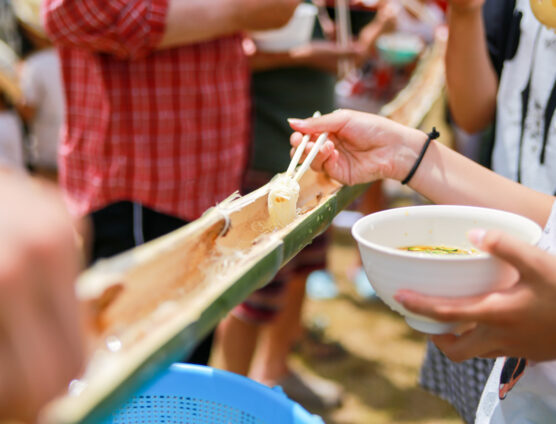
[468,228,542,280]
[288,109,348,135]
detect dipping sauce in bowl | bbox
[398,245,478,255]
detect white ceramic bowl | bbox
[251,3,318,52]
[352,205,542,334]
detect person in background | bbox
[0,0,22,54]
[0,170,85,423]
[42,0,300,366]
[419,0,556,421]
[0,40,24,171]
[214,3,360,408]
[16,18,65,182]
[215,3,406,410]
[288,105,556,423]
[0,92,24,170]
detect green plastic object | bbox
[376,33,424,66]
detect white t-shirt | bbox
[476,201,556,423]
[0,110,24,169]
[20,48,65,170]
[492,0,556,195]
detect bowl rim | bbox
[351,205,543,261]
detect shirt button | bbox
[532,145,538,153]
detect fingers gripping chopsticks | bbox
[287,111,329,181]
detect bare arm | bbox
[288,109,554,227]
[43,0,300,58]
[356,2,397,58]
[410,136,553,227]
[246,40,359,73]
[160,0,301,48]
[288,110,556,361]
[445,3,499,133]
[0,171,85,422]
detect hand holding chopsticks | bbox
[286,111,329,182]
[267,110,330,228]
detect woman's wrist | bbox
[392,128,429,182]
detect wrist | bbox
[393,129,429,182]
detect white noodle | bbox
[267,174,300,229]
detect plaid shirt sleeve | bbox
[42,0,168,59]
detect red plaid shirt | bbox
[42,0,250,220]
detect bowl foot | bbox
[405,317,457,335]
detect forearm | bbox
[159,0,239,48]
[410,139,554,227]
[445,7,498,133]
[248,41,349,74]
[43,0,296,58]
[160,0,299,49]
[357,19,387,57]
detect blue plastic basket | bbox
[105,363,324,424]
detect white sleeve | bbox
[537,199,556,253]
[19,57,43,106]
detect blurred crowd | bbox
[0,0,63,181]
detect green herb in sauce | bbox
[399,245,477,255]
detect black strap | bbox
[517,78,531,183]
[540,78,556,164]
[517,25,542,183]
[401,128,440,185]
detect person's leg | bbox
[213,314,259,375]
[249,271,306,384]
[351,182,387,298]
[250,231,329,383]
[214,278,288,375]
[249,267,344,410]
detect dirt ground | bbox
[291,230,463,424]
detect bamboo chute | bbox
[42,30,447,424]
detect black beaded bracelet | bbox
[401,127,440,185]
